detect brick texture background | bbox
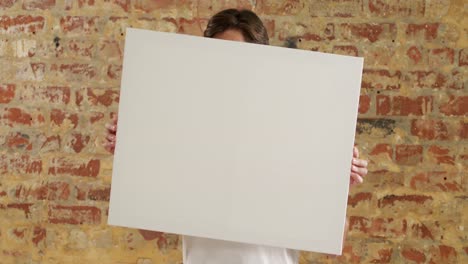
[0,0,466,263]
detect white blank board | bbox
[108,28,364,255]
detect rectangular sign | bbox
[108,28,363,255]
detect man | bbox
[105,9,368,264]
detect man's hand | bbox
[104,115,118,154]
[349,146,368,186]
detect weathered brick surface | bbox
[0,0,466,263]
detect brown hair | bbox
[204,9,269,45]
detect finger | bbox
[352,158,368,168]
[106,134,116,142]
[105,146,115,154]
[353,146,359,158]
[351,166,368,177]
[105,123,117,133]
[351,172,363,184]
[103,141,115,148]
[350,177,359,186]
[103,142,115,154]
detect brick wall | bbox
[0,0,466,263]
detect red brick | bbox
[22,0,55,10]
[308,0,363,17]
[64,0,94,10]
[6,203,33,218]
[88,187,110,201]
[0,15,45,34]
[75,89,84,106]
[89,112,105,123]
[220,0,257,12]
[358,95,371,114]
[102,16,129,38]
[303,23,335,42]
[378,194,432,208]
[411,119,448,140]
[16,62,46,81]
[98,40,123,60]
[348,192,372,207]
[376,95,432,116]
[407,46,422,64]
[177,18,205,36]
[333,45,359,56]
[138,229,164,240]
[50,63,97,81]
[405,23,439,41]
[105,0,129,12]
[60,16,99,34]
[278,22,335,43]
[40,135,61,152]
[133,0,174,12]
[362,69,401,89]
[339,244,361,263]
[370,248,393,263]
[0,0,17,9]
[0,84,15,103]
[349,216,407,238]
[76,185,111,201]
[0,154,42,175]
[31,62,46,79]
[50,109,79,128]
[19,85,70,105]
[65,133,90,153]
[341,23,397,43]
[406,71,454,89]
[447,69,465,90]
[107,64,122,80]
[32,226,46,246]
[48,158,100,177]
[428,48,455,67]
[460,121,468,139]
[370,144,393,158]
[368,0,425,17]
[395,145,423,165]
[11,227,26,238]
[48,205,101,225]
[76,186,87,200]
[15,182,70,200]
[364,45,397,66]
[460,48,468,66]
[87,88,119,107]
[410,172,462,192]
[260,0,303,15]
[376,95,391,115]
[439,96,468,116]
[2,249,25,257]
[401,248,426,264]
[428,146,455,165]
[429,245,457,263]
[1,107,32,126]
[66,39,95,58]
[5,132,32,150]
[410,222,434,240]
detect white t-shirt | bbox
[183,236,299,264]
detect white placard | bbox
[108,28,363,255]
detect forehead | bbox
[213,29,246,42]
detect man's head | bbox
[204,9,269,45]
